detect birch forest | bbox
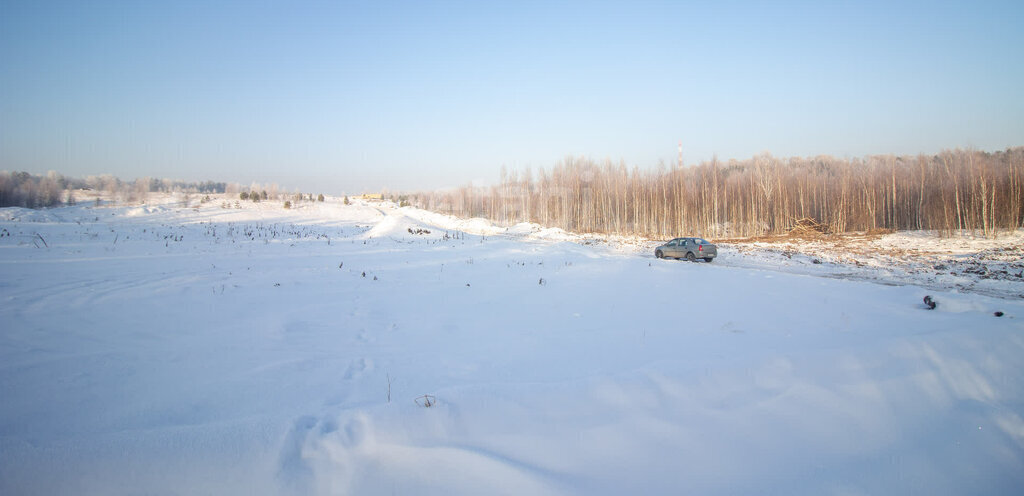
[406,147,1024,239]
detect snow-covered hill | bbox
[2,195,1022,495]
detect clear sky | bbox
[2,0,1022,194]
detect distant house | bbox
[357,193,384,200]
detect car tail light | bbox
[698,244,703,252]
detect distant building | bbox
[357,193,384,200]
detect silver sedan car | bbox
[655,237,717,262]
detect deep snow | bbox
[1,195,1022,495]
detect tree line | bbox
[403,147,1023,239]
[0,171,230,208]
[0,171,66,208]
[0,170,332,210]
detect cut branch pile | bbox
[788,217,831,237]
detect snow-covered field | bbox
[2,194,1022,495]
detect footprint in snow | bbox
[343,357,374,379]
[277,416,317,492]
[276,414,365,493]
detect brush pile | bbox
[788,217,831,237]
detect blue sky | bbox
[1,1,1022,194]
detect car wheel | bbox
[704,257,713,263]
[686,252,696,262]
[655,250,664,259]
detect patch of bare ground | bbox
[716,229,1024,299]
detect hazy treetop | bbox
[1,0,1021,194]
